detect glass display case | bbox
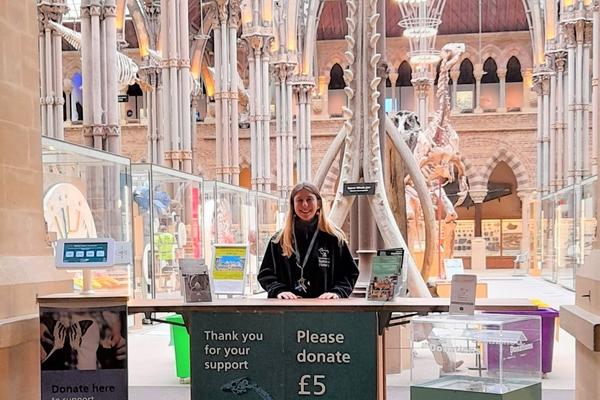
[248,191,281,294]
[411,313,541,400]
[203,181,250,291]
[41,137,132,294]
[131,164,203,299]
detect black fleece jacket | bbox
[258,218,359,298]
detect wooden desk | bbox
[127,297,535,400]
[127,297,535,315]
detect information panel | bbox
[40,305,127,400]
[191,312,377,399]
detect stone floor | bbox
[127,272,576,399]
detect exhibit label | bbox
[342,182,377,196]
[191,312,377,399]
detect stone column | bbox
[474,64,483,113]
[140,64,162,163]
[497,67,507,112]
[518,190,534,272]
[318,75,330,116]
[412,76,432,125]
[273,63,294,198]
[582,20,593,176]
[534,74,544,195]
[242,16,273,191]
[37,0,68,139]
[228,0,240,183]
[522,68,533,111]
[180,0,193,174]
[565,22,578,184]
[469,189,488,271]
[80,0,120,152]
[389,72,399,111]
[293,79,315,183]
[450,69,459,112]
[261,40,271,190]
[63,80,72,124]
[104,0,120,154]
[1,3,72,398]
[593,1,600,175]
[555,52,568,187]
[549,63,558,191]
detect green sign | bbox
[191,312,377,399]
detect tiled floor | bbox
[128,272,576,399]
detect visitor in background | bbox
[258,182,358,299]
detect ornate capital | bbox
[532,65,552,96]
[554,51,568,71]
[38,0,68,28]
[216,0,229,23]
[88,5,102,17]
[144,1,160,16]
[469,189,488,204]
[105,125,120,137]
[103,5,117,18]
[248,35,263,52]
[229,0,241,27]
[412,77,432,97]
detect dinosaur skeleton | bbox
[392,43,469,264]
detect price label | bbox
[298,374,326,396]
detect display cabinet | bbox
[41,137,132,294]
[203,181,250,289]
[248,191,281,294]
[131,164,203,299]
[411,313,541,400]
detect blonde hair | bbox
[274,182,346,257]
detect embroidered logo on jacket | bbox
[317,248,330,268]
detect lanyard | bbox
[292,222,319,290]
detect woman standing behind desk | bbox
[258,182,359,299]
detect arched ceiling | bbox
[317,0,529,41]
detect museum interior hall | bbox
[2,0,600,399]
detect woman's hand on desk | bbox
[318,292,340,300]
[277,291,299,300]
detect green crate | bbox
[165,314,190,379]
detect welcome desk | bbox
[38,295,537,400]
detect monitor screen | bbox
[63,242,109,264]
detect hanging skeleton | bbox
[48,20,138,86]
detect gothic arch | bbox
[501,46,532,70]
[321,55,346,79]
[480,148,530,190]
[328,63,345,90]
[457,58,475,85]
[397,60,413,87]
[479,44,503,66]
[462,156,477,186]
[482,57,499,84]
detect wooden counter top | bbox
[127,297,536,314]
